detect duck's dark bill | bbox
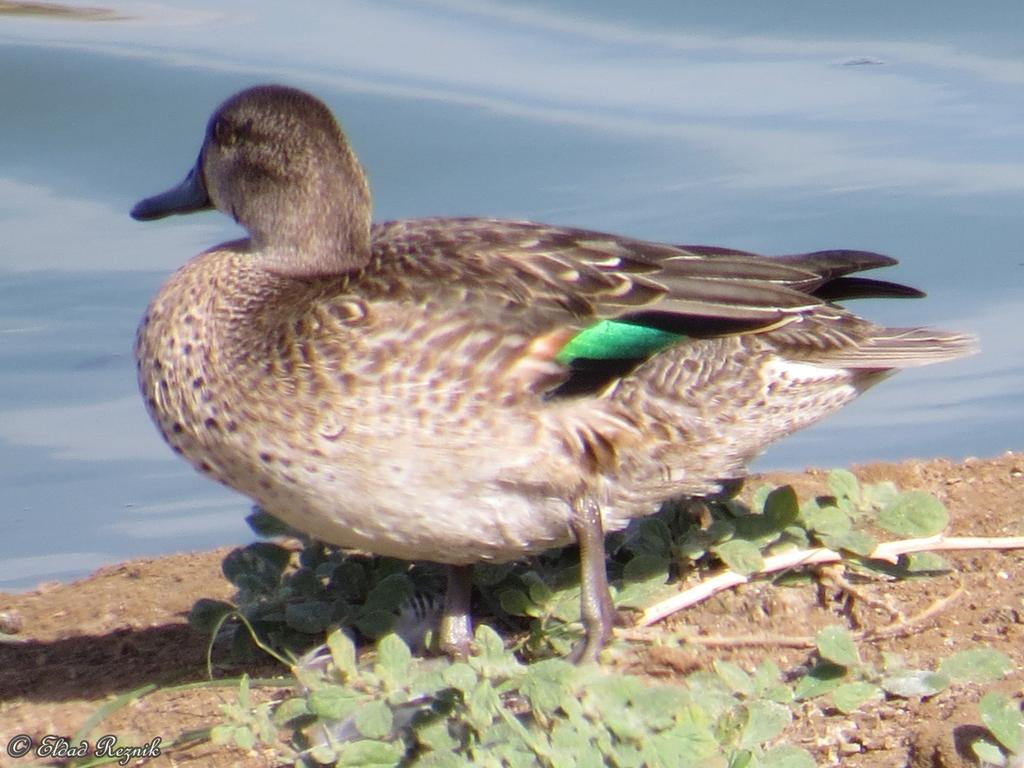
[131,164,212,221]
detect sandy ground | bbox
[1,452,1022,767]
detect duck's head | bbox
[131,85,372,276]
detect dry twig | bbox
[638,535,1024,627]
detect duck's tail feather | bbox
[677,246,925,304]
[821,327,978,369]
[811,276,926,301]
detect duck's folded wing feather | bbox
[371,218,901,327]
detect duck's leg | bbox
[438,564,474,657]
[569,497,616,663]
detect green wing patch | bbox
[556,319,684,365]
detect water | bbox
[1,0,1021,590]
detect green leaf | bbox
[272,696,309,725]
[442,662,478,692]
[589,677,648,738]
[800,500,851,538]
[335,738,404,767]
[816,626,860,667]
[780,525,810,550]
[828,469,860,503]
[499,588,537,618]
[623,553,671,583]
[622,518,673,558]
[331,561,370,600]
[472,561,512,585]
[876,492,948,537]
[246,506,300,537]
[521,659,577,712]
[738,700,791,748]
[647,719,720,764]
[711,539,765,576]
[761,685,795,705]
[473,623,507,661]
[732,513,783,546]
[794,662,847,700]
[288,566,322,598]
[760,744,817,768]
[881,670,950,698]
[753,660,793,704]
[751,485,774,513]
[375,634,412,682]
[355,700,394,740]
[527,577,554,607]
[310,743,339,764]
[940,649,1014,684]
[862,481,899,510]
[715,705,747,749]
[763,486,799,530]
[298,541,328,570]
[327,628,358,679]
[355,609,396,639]
[413,749,464,768]
[820,529,876,557]
[188,598,236,633]
[416,718,460,753]
[686,672,741,718]
[366,573,415,612]
[228,627,260,664]
[309,686,360,721]
[549,717,586,750]
[233,726,256,750]
[630,685,692,730]
[209,723,234,745]
[549,587,584,623]
[980,691,1023,753]
[618,555,671,607]
[222,543,291,592]
[234,729,256,753]
[678,524,722,560]
[714,660,755,696]
[466,680,503,731]
[753,660,781,689]
[971,738,1008,765]
[903,552,950,573]
[237,673,252,709]
[285,601,332,634]
[831,682,882,714]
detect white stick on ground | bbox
[637,535,1024,628]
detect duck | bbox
[131,84,974,662]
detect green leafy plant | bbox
[154,473,1019,767]
[192,471,960,667]
[971,692,1024,766]
[208,625,816,767]
[794,626,1012,714]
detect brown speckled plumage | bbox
[132,85,974,660]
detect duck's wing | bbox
[371,217,836,327]
[367,217,971,397]
[680,245,926,301]
[371,218,932,328]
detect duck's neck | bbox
[252,146,373,278]
[255,216,371,278]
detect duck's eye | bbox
[212,117,236,147]
[211,117,256,148]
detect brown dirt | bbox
[2,452,1022,767]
